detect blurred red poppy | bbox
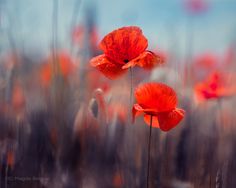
[40,51,75,86]
[7,150,15,168]
[190,53,218,82]
[194,53,218,70]
[185,0,208,14]
[72,25,99,55]
[132,82,185,131]
[195,71,236,101]
[11,84,25,111]
[90,26,163,79]
[72,25,84,44]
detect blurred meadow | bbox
[0,0,236,187]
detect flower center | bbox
[123,59,129,63]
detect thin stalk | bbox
[184,14,194,88]
[52,0,59,73]
[217,99,228,188]
[5,165,8,188]
[69,0,82,54]
[129,67,133,122]
[5,26,18,104]
[147,115,153,188]
[51,0,60,113]
[217,99,223,133]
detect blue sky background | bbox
[0,0,236,57]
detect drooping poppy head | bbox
[195,71,236,102]
[90,26,164,79]
[132,82,185,131]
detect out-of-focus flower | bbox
[7,150,15,168]
[194,53,217,70]
[132,82,185,131]
[195,71,236,102]
[90,26,163,79]
[72,25,84,44]
[107,101,128,124]
[113,171,123,187]
[185,0,208,14]
[11,84,25,111]
[72,25,99,55]
[87,69,111,93]
[10,83,26,120]
[40,51,75,86]
[190,53,218,82]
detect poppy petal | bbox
[58,52,75,77]
[194,83,214,101]
[143,115,160,128]
[90,54,127,79]
[158,108,185,131]
[122,51,164,69]
[99,26,148,64]
[132,103,144,123]
[194,71,236,101]
[132,103,160,123]
[40,63,52,86]
[135,83,177,112]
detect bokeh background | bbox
[1,0,236,55]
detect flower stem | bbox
[69,0,82,54]
[5,164,8,188]
[129,67,133,122]
[52,0,58,72]
[147,115,153,188]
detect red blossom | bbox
[90,26,164,79]
[195,71,236,101]
[133,82,185,131]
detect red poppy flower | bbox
[90,26,164,79]
[132,82,185,131]
[195,71,236,101]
